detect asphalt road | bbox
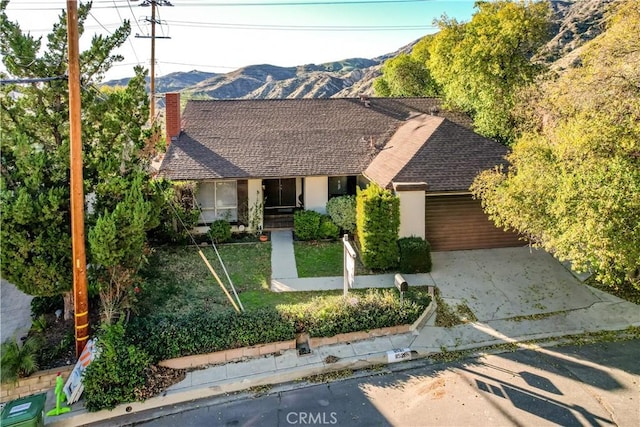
[114,339,639,427]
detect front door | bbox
[264,178,297,210]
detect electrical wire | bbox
[0,75,67,84]
[8,1,446,10]
[116,0,142,65]
[165,20,436,31]
[156,61,239,69]
[126,0,147,36]
[88,11,113,34]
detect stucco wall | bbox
[304,176,328,214]
[397,190,426,239]
[248,179,263,231]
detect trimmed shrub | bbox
[326,195,356,234]
[398,237,432,273]
[209,219,232,243]
[319,216,340,240]
[294,210,322,240]
[83,321,152,411]
[356,184,400,270]
[278,288,429,338]
[129,307,296,361]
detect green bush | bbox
[1,336,41,384]
[83,321,152,412]
[294,210,322,240]
[209,219,232,243]
[319,216,340,240]
[398,237,432,273]
[278,288,428,338]
[356,184,400,270]
[326,195,357,234]
[31,315,48,333]
[130,308,296,361]
[148,180,200,245]
[30,295,64,318]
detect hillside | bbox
[103,0,615,100]
[537,0,617,69]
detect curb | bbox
[45,352,390,427]
[44,321,639,426]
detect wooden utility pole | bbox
[66,0,89,357]
[136,0,172,122]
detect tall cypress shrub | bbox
[356,184,400,270]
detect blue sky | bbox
[3,0,477,81]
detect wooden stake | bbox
[198,250,241,313]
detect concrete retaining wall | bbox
[159,339,297,370]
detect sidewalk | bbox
[44,237,640,426]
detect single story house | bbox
[159,93,521,251]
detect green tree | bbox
[471,0,640,291]
[428,1,551,143]
[88,176,152,324]
[374,35,440,97]
[0,1,155,319]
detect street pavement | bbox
[1,278,33,345]
[113,339,640,427]
[7,230,636,426]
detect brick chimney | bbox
[165,92,181,146]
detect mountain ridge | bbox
[103,0,614,100]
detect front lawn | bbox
[240,289,343,310]
[138,243,271,317]
[294,241,372,277]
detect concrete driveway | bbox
[430,246,613,321]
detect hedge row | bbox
[129,288,430,361]
[129,307,296,361]
[277,288,429,338]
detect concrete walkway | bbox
[1,279,33,344]
[270,230,298,280]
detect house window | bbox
[328,176,357,199]
[197,181,237,223]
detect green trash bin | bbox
[0,393,46,427]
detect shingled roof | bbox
[158,97,471,181]
[364,115,509,192]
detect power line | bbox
[126,0,147,35]
[88,11,113,34]
[14,21,434,33]
[157,61,240,69]
[165,20,436,31]
[0,75,68,84]
[112,1,142,65]
[6,0,444,10]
